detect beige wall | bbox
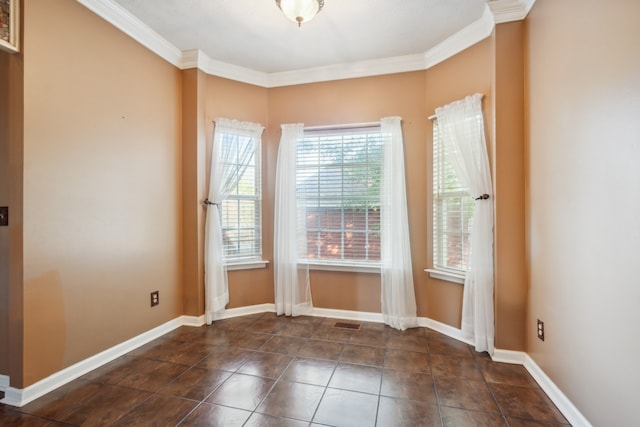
[268,72,427,314]
[19,0,182,387]
[180,70,274,314]
[204,75,272,309]
[493,22,526,351]
[425,38,494,327]
[3,0,531,389]
[0,41,24,385]
[424,29,526,351]
[12,3,637,422]
[181,68,207,316]
[188,46,498,325]
[265,41,525,335]
[0,50,12,379]
[525,0,640,425]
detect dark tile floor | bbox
[0,313,570,426]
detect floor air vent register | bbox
[333,322,362,331]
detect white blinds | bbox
[432,120,475,273]
[219,133,262,260]
[297,126,383,264]
[205,118,263,322]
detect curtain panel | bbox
[380,116,418,330]
[435,94,495,354]
[204,118,264,324]
[273,123,313,316]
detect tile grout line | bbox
[479,356,512,426]
[373,330,390,427]
[152,316,266,426]
[306,322,350,425]
[244,315,325,425]
[232,315,296,425]
[426,333,446,427]
[3,313,568,426]
[142,323,244,427]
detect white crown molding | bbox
[80,0,532,88]
[424,4,495,70]
[77,0,183,66]
[266,4,496,87]
[488,0,536,24]
[201,53,271,88]
[267,53,428,88]
[179,49,202,70]
[180,49,270,87]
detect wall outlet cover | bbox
[0,207,8,226]
[150,291,159,307]
[537,319,545,341]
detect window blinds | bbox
[220,134,262,260]
[432,120,475,272]
[297,126,383,264]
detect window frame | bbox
[296,125,384,271]
[430,119,475,283]
[219,131,264,266]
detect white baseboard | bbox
[523,354,592,427]
[417,316,474,345]
[0,304,278,407]
[217,303,276,319]
[0,305,591,427]
[486,348,591,426]
[181,314,206,327]
[0,374,9,399]
[0,317,184,407]
[308,309,590,426]
[492,348,527,364]
[312,307,384,323]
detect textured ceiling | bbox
[111,0,487,74]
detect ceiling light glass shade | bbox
[276,0,324,26]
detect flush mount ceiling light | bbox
[276,0,325,27]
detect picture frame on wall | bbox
[0,0,19,54]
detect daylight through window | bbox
[297,126,383,266]
[432,120,475,273]
[220,134,262,260]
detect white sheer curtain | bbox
[204,118,264,324]
[435,94,494,354]
[274,124,313,316]
[380,116,418,330]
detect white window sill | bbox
[300,260,381,274]
[425,268,465,285]
[226,260,269,271]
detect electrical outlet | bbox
[150,291,159,307]
[0,207,8,226]
[537,319,544,341]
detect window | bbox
[296,126,383,267]
[432,119,475,274]
[220,133,262,261]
